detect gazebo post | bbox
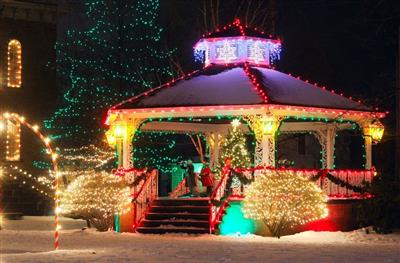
[315,127,337,169]
[326,128,337,169]
[109,119,142,169]
[206,132,225,169]
[244,114,281,167]
[361,121,385,169]
[364,135,373,169]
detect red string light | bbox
[243,63,269,103]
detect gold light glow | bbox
[364,123,384,143]
[261,116,279,135]
[370,125,384,143]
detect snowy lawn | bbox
[1,216,399,263]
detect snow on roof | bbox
[254,67,371,111]
[115,66,263,109]
[114,65,372,112]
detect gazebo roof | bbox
[113,65,372,112]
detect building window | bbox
[7,39,22,88]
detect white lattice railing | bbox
[132,169,158,230]
[234,167,375,199]
[169,177,190,198]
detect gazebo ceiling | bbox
[113,64,373,112]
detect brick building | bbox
[0,0,63,215]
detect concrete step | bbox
[136,226,209,234]
[149,205,209,214]
[145,212,209,221]
[141,219,209,228]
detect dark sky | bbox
[158,1,400,141]
[60,0,400,129]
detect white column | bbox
[122,134,133,169]
[261,134,275,167]
[244,114,280,168]
[315,127,336,169]
[118,119,142,169]
[206,132,225,169]
[116,138,124,168]
[326,128,336,169]
[364,136,372,169]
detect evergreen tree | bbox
[217,121,252,173]
[45,0,175,146]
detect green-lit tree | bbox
[216,121,252,174]
[45,0,175,147]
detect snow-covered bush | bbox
[60,171,131,231]
[243,170,328,238]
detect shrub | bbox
[243,170,328,238]
[60,171,131,231]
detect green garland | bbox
[310,170,368,193]
[211,169,253,206]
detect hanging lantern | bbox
[369,124,384,143]
[364,122,384,143]
[261,116,278,135]
[113,125,126,139]
[106,125,126,148]
[105,129,116,148]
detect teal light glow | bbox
[219,201,256,235]
[114,213,120,233]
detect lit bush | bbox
[243,170,328,238]
[60,171,131,231]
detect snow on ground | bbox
[1,216,399,263]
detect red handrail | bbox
[209,162,231,233]
[132,169,158,230]
[169,177,190,198]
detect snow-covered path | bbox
[1,216,399,263]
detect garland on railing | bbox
[309,170,368,194]
[211,169,253,206]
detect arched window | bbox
[7,39,22,88]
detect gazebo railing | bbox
[234,167,375,199]
[169,177,190,198]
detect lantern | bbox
[261,116,278,135]
[369,125,384,143]
[106,125,126,148]
[364,122,384,144]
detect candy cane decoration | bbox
[1,112,61,250]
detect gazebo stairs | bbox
[136,198,212,234]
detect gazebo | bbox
[105,19,385,234]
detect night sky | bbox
[59,0,400,173]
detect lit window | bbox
[7,39,22,88]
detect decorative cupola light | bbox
[193,19,282,66]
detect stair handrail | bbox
[132,169,158,230]
[209,161,231,233]
[169,177,190,198]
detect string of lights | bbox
[0,112,61,250]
